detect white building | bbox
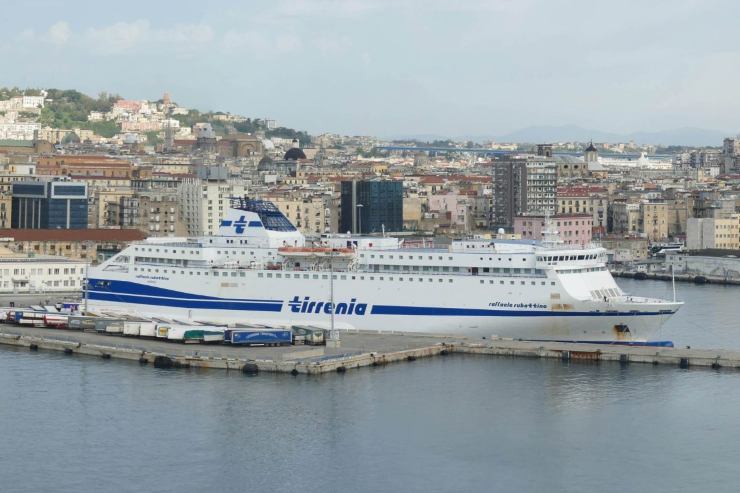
[0,121,41,140]
[0,247,87,294]
[686,215,740,251]
[179,178,249,236]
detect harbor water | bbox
[1,280,740,493]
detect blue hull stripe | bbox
[526,339,675,348]
[89,289,674,319]
[88,279,281,303]
[370,305,673,317]
[88,292,282,312]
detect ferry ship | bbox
[86,199,682,345]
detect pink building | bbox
[514,213,593,246]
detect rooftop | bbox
[0,229,147,242]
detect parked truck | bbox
[225,329,293,346]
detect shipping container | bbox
[291,325,326,346]
[43,314,69,329]
[122,322,141,337]
[139,322,157,338]
[228,329,292,346]
[18,311,46,327]
[68,316,98,331]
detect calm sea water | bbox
[1,280,739,493]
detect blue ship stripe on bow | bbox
[88,292,283,312]
[87,279,281,303]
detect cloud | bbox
[47,21,71,45]
[84,20,214,55]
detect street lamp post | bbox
[356,203,364,235]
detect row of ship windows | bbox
[558,267,607,274]
[481,279,555,286]
[537,254,600,262]
[363,253,524,262]
[129,266,557,286]
[372,265,545,275]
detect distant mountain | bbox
[496,125,729,147]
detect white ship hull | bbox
[86,200,681,346]
[87,271,679,344]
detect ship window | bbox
[510,281,515,285]
[489,280,494,284]
[448,279,453,283]
[258,273,264,278]
[313,275,319,279]
[197,272,201,276]
[341,275,346,280]
[442,267,449,272]
[370,277,374,280]
[232,272,237,277]
[577,255,584,260]
[419,278,423,282]
[521,281,525,285]
[480,280,484,284]
[541,281,546,285]
[303,274,309,279]
[276,274,282,278]
[379,255,384,259]
[399,277,404,281]
[439,256,443,260]
[551,282,556,286]
[500,281,505,284]
[379,277,384,281]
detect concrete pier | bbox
[2,325,740,374]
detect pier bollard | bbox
[100,353,111,360]
[406,355,417,362]
[336,366,347,373]
[290,368,299,376]
[679,357,689,369]
[63,348,73,356]
[153,356,174,369]
[241,362,259,375]
[29,344,38,351]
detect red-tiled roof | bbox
[0,229,147,242]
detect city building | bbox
[686,215,740,251]
[492,158,557,230]
[0,229,146,262]
[0,246,87,294]
[340,180,403,234]
[180,173,248,236]
[11,179,88,229]
[639,200,668,242]
[514,213,593,247]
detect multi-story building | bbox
[639,200,668,242]
[180,175,248,236]
[492,158,557,230]
[686,215,740,250]
[514,213,593,247]
[118,189,187,237]
[340,180,403,234]
[11,179,88,229]
[36,155,133,182]
[611,200,640,236]
[0,229,146,262]
[269,194,337,236]
[0,246,87,294]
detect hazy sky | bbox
[1,0,738,138]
